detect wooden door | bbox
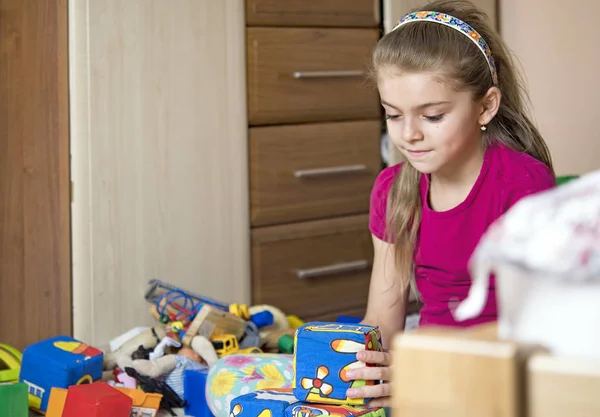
[0,0,71,350]
[69,0,250,346]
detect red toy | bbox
[62,382,132,417]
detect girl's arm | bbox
[361,234,410,349]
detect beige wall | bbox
[69,0,250,346]
[501,0,600,176]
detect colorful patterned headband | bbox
[393,11,498,85]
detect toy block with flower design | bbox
[292,322,382,405]
[229,388,298,417]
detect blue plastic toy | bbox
[184,367,213,417]
[19,335,103,413]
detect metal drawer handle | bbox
[295,260,370,279]
[292,70,365,79]
[294,164,367,178]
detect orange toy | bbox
[115,387,162,417]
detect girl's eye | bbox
[385,114,400,121]
[424,114,445,122]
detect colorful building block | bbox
[62,382,132,417]
[19,335,103,412]
[184,367,213,417]
[229,389,298,417]
[293,322,383,406]
[115,387,162,417]
[285,403,386,417]
[46,388,68,417]
[0,382,29,417]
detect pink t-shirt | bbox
[369,142,556,327]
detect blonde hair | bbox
[373,1,554,284]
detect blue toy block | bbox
[285,402,387,417]
[229,389,298,417]
[0,383,29,417]
[19,335,103,413]
[293,322,383,406]
[184,367,213,417]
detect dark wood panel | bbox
[246,0,380,28]
[250,120,381,226]
[247,27,381,125]
[0,0,71,350]
[252,215,373,319]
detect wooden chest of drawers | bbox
[246,0,380,28]
[246,0,382,322]
[247,27,380,125]
[250,120,381,226]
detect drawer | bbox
[247,27,380,126]
[251,215,373,320]
[246,0,380,28]
[301,300,422,323]
[250,120,381,226]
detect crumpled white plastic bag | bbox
[453,170,600,357]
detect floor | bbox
[30,409,190,416]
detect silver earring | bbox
[480,125,487,131]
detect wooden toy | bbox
[527,353,600,417]
[391,322,541,417]
[293,322,382,406]
[62,382,132,417]
[182,304,246,346]
[0,382,28,417]
[19,335,103,413]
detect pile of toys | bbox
[0,335,163,417]
[142,279,301,358]
[227,322,387,417]
[0,279,307,417]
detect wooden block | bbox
[148,305,161,321]
[391,322,538,417]
[181,304,246,346]
[528,353,600,417]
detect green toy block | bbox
[0,383,29,417]
[556,175,579,186]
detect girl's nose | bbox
[402,118,424,143]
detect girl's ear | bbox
[478,86,501,126]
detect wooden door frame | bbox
[0,0,72,350]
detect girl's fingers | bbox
[346,365,391,382]
[346,382,391,401]
[356,350,392,366]
[365,396,392,408]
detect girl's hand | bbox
[345,350,393,408]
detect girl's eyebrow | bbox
[381,100,451,110]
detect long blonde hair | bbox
[373,0,554,282]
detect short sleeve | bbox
[369,164,402,242]
[502,162,556,212]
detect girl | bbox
[346,0,556,407]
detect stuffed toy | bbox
[104,326,167,370]
[117,335,217,398]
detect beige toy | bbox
[117,335,217,398]
[104,326,167,370]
